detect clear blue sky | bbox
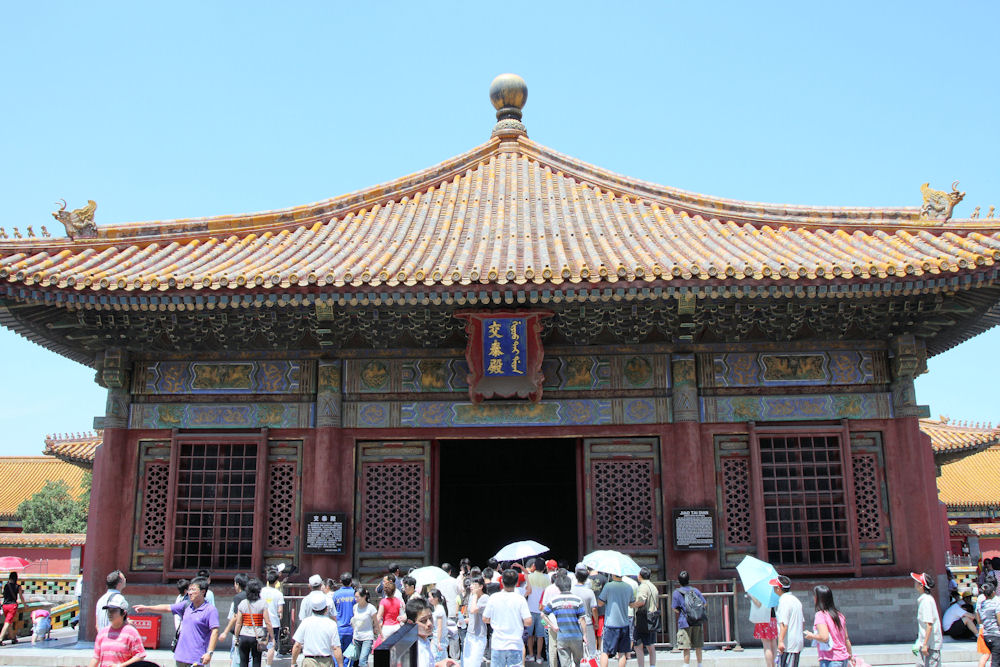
[2,2,999,455]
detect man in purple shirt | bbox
[136,576,220,666]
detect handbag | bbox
[344,641,359,661]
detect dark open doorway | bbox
[437,438,579,568]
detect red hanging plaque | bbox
[455,310,551,403]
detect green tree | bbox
[17,479,87,533]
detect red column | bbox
[300,428,355,577]
[660,421,711,580]
[885,417,945,576]
[81,427,130,641]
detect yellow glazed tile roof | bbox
[0,457,88,519]
[937,445,1000,509]
[42,432,101,467]
[3,137,1000,294]
[0,533,86,547]
[920,417,1000,454]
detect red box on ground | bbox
[129,615,160,649]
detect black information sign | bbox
[303,512,347,555]
[673,508,715,550]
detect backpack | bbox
[681,587,706,625]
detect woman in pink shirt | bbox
[804,585,853,667]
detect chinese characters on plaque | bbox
[456,310,551,403]
[484,318,527,377]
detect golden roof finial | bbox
[988,206,995,219]
[971,206,980,219]
[490,74,528,140]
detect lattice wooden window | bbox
[759,434,849,567]
[592,460,655,549]
[362,462,423,552]
[852,453,882,541]
[140,463,170,549]
[266,463,296,549]
[172,442,258,571]
[721,457,752,545]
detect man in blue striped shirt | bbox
[543,574,588,667]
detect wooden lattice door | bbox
[354,441,431,579]
[583,437,663,578]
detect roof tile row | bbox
[3,139,1000,295]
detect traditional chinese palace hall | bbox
[2,75,999,641]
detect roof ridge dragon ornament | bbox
[52,199,98,239]
[919,181,965,221]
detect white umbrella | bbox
[409,566,452,591]
[582,550,641,577]
[493,539,549,562]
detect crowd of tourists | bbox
[75,555,1000,667]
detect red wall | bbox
[0,547,74,574]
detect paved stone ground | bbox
[0,627,981,667]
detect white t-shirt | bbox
[571,583,597,626]
[540,583,560,613]
[467,593,490,637]
[352,602,377,641]
[435,577,462,619]
[95,590,128,631]
[776,592,804,653]
[942,602,966,629]
[484,590,531,651]
[300,592,337,622]
[432,605,447,644]
[916,593,943,650]
[261,586,285,627]
[293,614,340,656]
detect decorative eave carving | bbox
[920,182,965,222]
[52,199,98,239]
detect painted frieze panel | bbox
[700,351,887,388]
[135,361,315,395]
[348,354,665,394]
[130,403,314,429]
[701,392,892,423]
[342,398,669,428]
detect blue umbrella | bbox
[736,555,780,609]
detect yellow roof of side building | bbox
[0,457,87,520]
[938,444,1000,510]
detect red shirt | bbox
[380,597,402,626]
[93,623,146,666]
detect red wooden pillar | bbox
[300,427,354,577]
[889,416,946,576]
[662,420,710,580]
[81,426,130,641]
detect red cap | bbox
[546,559,557,571]
[911,572,930,588]
[769,575,791,589]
